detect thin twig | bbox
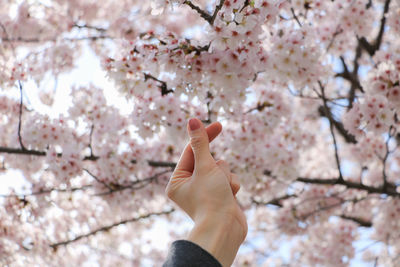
[0,185,92,198]
[251,194,296,207]
[183,1,213,22]
[316,101,357,144]
[50,209,175,249]
[17,81,26,150]
[143,73,173,96]
[326,27,343,52]
[94,169,171,196]
[72,23,107,32]
[358,0,391,56]
[290,8,302,27]
[1,35,111,43]
[88,124,95,158]
[339,215,372,227]
[295,176,398,197]
[381,126,395,191]
[318,81,344,182]
[0,146,177,169]
[83,168,113,191]
[183,0,225,25]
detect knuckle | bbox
[216,159,227,165]
[166,188,175,200]
[190,136,206,150]
[165,184,174,199]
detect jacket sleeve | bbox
[162,240,222,267]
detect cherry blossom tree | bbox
[1,0,400,266]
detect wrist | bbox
[188,212,245,267]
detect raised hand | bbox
[166,118,247,267]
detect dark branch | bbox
[84,168,113,191]
[358,0,391,56]
[290,8,302,27]
[319,81,344,182]
[0,146,177,169]
[239,0,251,13]
[245,101,274,114]
[335,53,364,110]
[296,176,399,197]
[88,124,95,158]
[17,81,26,150]
[95,170,171,196]
[204,92,213,124]
[326,27,343,52]
[340,215,372,227]
[251,194,296,207]
[366,0,373,9]
[0,170,171,198]
[144,73,174,96]
[381,126,395,190]
[0,146,46,156]
[0,185,92,198]
[183,0,225,25]
[50,209,175,249]
[318,105,357,144]
[1,36,111,43]
[333,0,391,111]
[183,1,213,23]
[72,23,107,32]
[211,0,226,25]
[4,144,398,197]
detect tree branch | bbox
[335,53,364,110]
[183,0,225,25]
[0,185,92,198]
[88,124,95,158]
[183,1,212,22]
[0,146,45,156]
[17,81,26,150]
[0,170,171,198]
[296,176,399,197]
[143,73,173,96]
[3,145,398,197]
[251,194,296,207]
[1,35,111,43]
[318,81,344,182]
[318,105,357,144]
[94,170,171,196]
[84,168,113,191]
[358,0,391,56]
[339,215,372,227]
[0,146,177,169]
[72,23,107,32]
[50,209,175,250]
[333,0,391,112]
[381,126,395,190]
[290,8,302,27]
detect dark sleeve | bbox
[162,240,222,267]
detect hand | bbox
[166,118,247,267]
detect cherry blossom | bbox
[0,0,400,266]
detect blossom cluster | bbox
[292,221,356,267]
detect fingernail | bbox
[189,118,200,131]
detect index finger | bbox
[173,121,222,173]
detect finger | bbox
[216,160,240,195]
[216,160,231,182]
[231,173,240,196]
[173,121,222,174]
[187,118,217,171]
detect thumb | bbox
[187,118,215,170]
